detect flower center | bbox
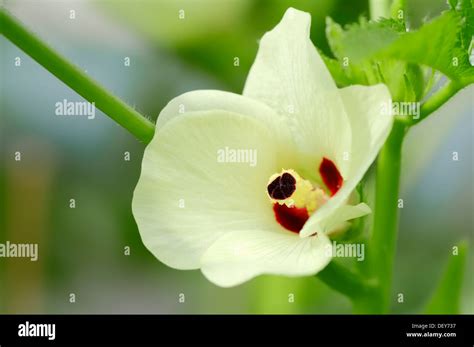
[267,169,328,233]
[266,158,343,233]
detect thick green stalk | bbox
[367,120,406,313]
[320,121,407,313]
[0,9,155,143]
[317,261,376,300]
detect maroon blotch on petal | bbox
[319,157,343,196]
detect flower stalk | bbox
[319,122,408,314]
[0,9,155,144]
[367,120,406,313]
[410,81,466,126]
[317,261,376,300]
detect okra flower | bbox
[132,8,393,287]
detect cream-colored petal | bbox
[155,90,295,148]
[342,84,393,176]
[201,229,332,287]
[133,110,283,269]
[243,8,352,177]
[324,203,371,235]
[300,84,392,238]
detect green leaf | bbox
[325,17,345,60]
[325,17,403,63]
[324,16,423,101]
[376,11,474,83]
[324,9,473,104]
[405,63,426,101]
[457,0,474,53]
[402,64,425,101]
[376,59,411,101]
[319,49,368,87]
[402,74,416,102]
[425,242,468,314]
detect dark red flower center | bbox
[269,158,343,234]
[272,203,309,234]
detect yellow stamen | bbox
[267,169,328,214]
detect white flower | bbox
[132,8,393,287]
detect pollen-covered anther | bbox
[266,169,328,233]
[267,172,296,200]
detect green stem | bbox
[317,261,376,300]
[367,120,406,313]
[409,81,464,126]
[0,9,155,143]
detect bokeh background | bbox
[1,0,472,313]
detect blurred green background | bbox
[0,0,472,313]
